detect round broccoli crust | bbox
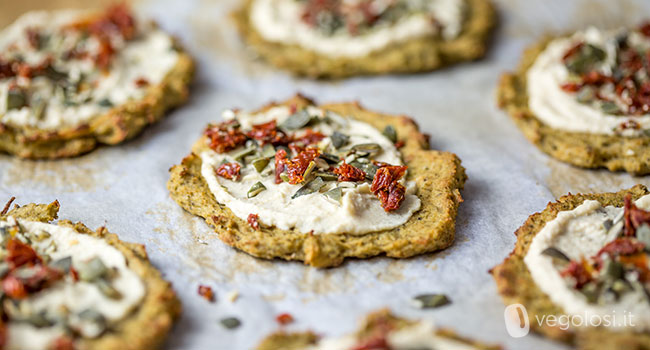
[167,95,466,267]
[232,0,495,79]
[0,36,194,159]
[490,185,650,349]
[497,36,650,175]
[2,200,181,350]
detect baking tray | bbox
[1,0,649,349]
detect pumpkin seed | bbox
[78,257,108,282]
[331,132,349,149]
[350,161,378,180]
[281,109,313,130]
[576,86,595,103]
[541,247,570,262]
[232,147,256,161]
[319,153,341,164]
[261,144,276,158]
[566,44,606,74]
[352,143,381,155]
[97,98,113,107]
[50,256,72,273]
[247,182,266,198]
[601,101,621,115]
[31,96,47,120]
[280,174,290,183]
[323,187,342,203]
[220,317,241,329]
[44,65,67,83]
[96,279,123,299]
[602,259,624,282]
[636,224,650,249]
[382,125,397,143]
[77,309,107,337]
[411,294,450,309]
[579,282,600,304]
[7,89,27,110]
[292,177,325,199]
[603,219,613,231]
[302,161,317,180]
[26,311,52,328]
[313,172,338,181]
[252,158,270,173]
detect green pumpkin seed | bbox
[602,259,624,282]
[26,311,53,328]
[97,98,113,108]
[281,109,313,130]
[220,317,241,329]
[313,172,338,181]
[96,279,122,300]
[247,182,267,198]
[566,44,606,74]
[302,161,316,180]
[292,177,325,199]
[252,158,270,173]
[232,147,257,162]
[44,65,67,82]
[323,187,342,203]
[601,101,621,115]
[78,257,108,282]
[77,309,107,337]
[579,282,600,304]
[7,89,27,110]
[576,86,595,103]
[331,132,349,149]
[350,161,378,180]
[280,174,290,183]
[636,224,650,249]
[412,294,450,309]
[50,256,72,273]
[31,96,47,120]
[382,125,397,143]
[352,143,381,155]
[541,247,570,262]
[319,153,341,164]
[261,144,276,158]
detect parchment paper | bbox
[1,0,650,349]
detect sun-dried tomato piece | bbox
[204,121,248,153]
[351,314,393,350]
[197,285,215,302]
[598,238,645,258]
[51,336,75,350]
[624,194,650,236]
[281,148,320,185]
[292,129,325,146]
[94,37,115,70]
[247,213,260,230]
[6,239,41,269]
[87,3,136,40]
[247,120,290,146]
[215,162,241,180]
[25,28,41,49]
[333,162,366,182]
[274,149,288,184]
[134,77,149,87]
[581,71,613,86]
[560,259,592,289]
[620,119,641,130]
[370,165,407,212]
[275,313,294,325]
[560,83,582,92]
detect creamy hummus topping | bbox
[527,25,650,136]
[524,194,650,331]
[0,5,179,130]
[250,0,466,58]
[199,105,421,235]
[0,217,145,349]
[310,319,478,350]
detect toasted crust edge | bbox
[232,0,496,79]
[497,36,650,175]
[3,200,181,350]
[490,185,650,348]
[167,94,467,267]
[256,309,502,350]
[0,38,195,159]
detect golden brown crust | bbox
[2,200,181,350]
[0,37,195,159]
[232,0,496,79]
[497,36,650,175]
[167,95,466,267]
[490,185,650,349]
[257,309,502,350]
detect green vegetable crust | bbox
[167,95,466,267]
[2,200,181,350]
[0,39,194,159]
[497,36,650,175]
[491,185,650,349]
[232,0,495,78]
